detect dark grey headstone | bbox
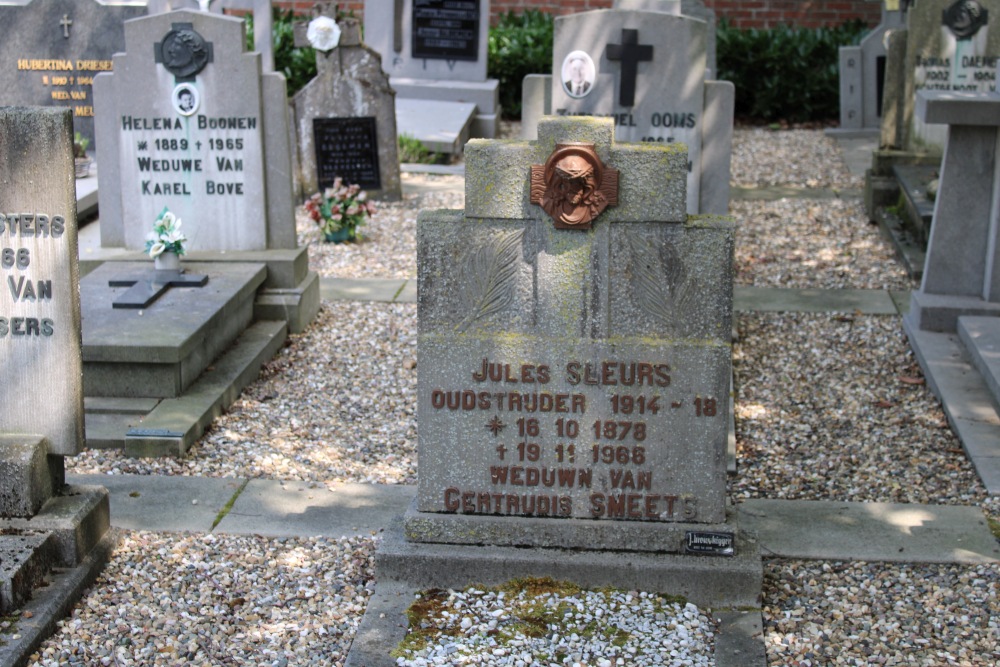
[0,0,147,149]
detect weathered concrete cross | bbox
[109,268,208,309]
[60,14,73,38]
[606,28,653,107]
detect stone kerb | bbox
[413,116,736,547]
[94,9,297,253]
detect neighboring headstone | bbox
[364,0,501,143]
[291,12,401,200]
[904,0,1000,151]
[0,107,111,636]
[85,8,320,456]
[527,2,734,215]
[146,0,274,70]
[0,0,148,149]
[94,9,296,252]
[905,90,1000,332]
[836,1,906,134]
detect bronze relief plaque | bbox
[531,142,619,230]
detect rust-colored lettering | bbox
[584,363,600,385]
[555,394,568,412]
[602,361,617,385]
[628,495,642,518]
[461,492,475,513]
[510,467,524,485]
[655,364,671,387]
[444,487,460,511]
[537,495,551,515]
[506,495,520,513]
[572,395,586,413]
[525,467,539,487]
[477,492,492,513]
[566,361,581,385]
[637,363,654,386]
[559,496,572,515]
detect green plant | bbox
[397,133,430,163]
[245,8,321,96]
[304,178,375,242]
[716,19,870,123]
[73,132,89,158]
[145,207,187,258]
[488,10,554,119]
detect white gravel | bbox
[18,128,997,666]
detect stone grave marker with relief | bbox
[94,8,296,252]
[291,11,401,200]
[348,115,762,666]
[0,0,147,150]
[0,107,111,632]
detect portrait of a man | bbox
[562,50,596,98]
[173,83,199,116]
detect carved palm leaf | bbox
[627,234,692,332]
[456,229,524,332]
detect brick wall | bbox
[273,0,883,29]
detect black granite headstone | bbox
[411,0,479,62]
[0,0,146,149]
[313,116,382,191]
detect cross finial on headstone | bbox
[606,29,653,107]
[60,14,73,39]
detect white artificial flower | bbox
[307,16,341,52]
[148,242,166,258]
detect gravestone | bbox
[901,0,1000,151]
[0,107,111,645]
[291,12,401,200]
[85,8,319,456]
[363,0,500,145]
[346,117,762,666]
[0,0,148,149]
[94,9,295,252]
[522,0,734,215]
[835,0,906,134]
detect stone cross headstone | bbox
[837,1,906,133]
[536,2,734,215]
[0,0,148,150]
[903,0,1000,150]
[291,11,402,200]
[363,0,501,140]
[411,116,740,546]
[94,9,297,252]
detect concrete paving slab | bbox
[320,277,408,302]
[396,279,417,303]
[739,499,1000,564]
[734,286,900,314]
[66,474,245,533]
[889,289,912,314]
[833,135,879,178]
[216,480,415,538]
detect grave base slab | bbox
[380,517,761,607]
[404,501,746,554]
[0,530,117,667]
[0,485,110,568]
[0,531,56,614]
[346,520,764,667]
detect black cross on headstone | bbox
[606,29,653,107]
[60,14,73,38]
[109,268,208,309]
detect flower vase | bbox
[154,250,181,272]
[324,228,352,244]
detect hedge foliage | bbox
[487,10,554,119]
[715,19,870,122]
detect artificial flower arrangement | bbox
[304,178,376,243]
[145,206,187,259]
